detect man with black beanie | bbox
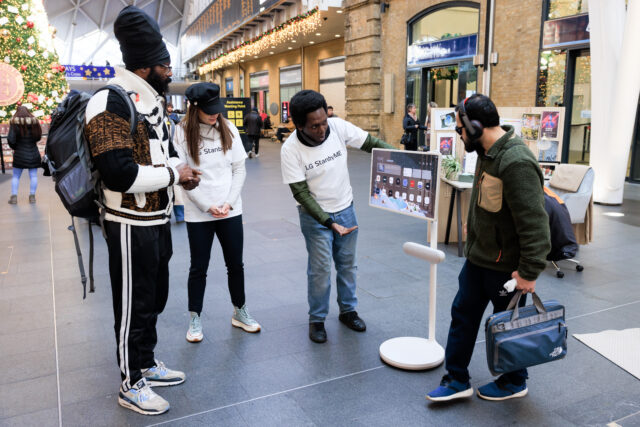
[84,5,201,415]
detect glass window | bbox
[249,71,269,90]
[406,68,421,117]
[225,77,233,97]
[536,50,567,107]
[410,7,479,45]
[239,72,244,97]
[547,0,589,20]
[279,65,302,103]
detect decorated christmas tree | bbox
[0,0,68,122]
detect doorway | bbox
[407,60,477,146]
[564,50,591,164]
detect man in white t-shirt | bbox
[280,90,394,343]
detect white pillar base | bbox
[379,337,445,371]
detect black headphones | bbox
[458,97,484,140]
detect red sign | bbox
[0,63,25,107]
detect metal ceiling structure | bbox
[43,0,190,66]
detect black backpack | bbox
[44,85,137,298]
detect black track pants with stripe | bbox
[104,220,172,390]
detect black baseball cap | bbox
[185,82,225,115]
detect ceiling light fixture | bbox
[337,10,343,14]
[315,33,321,36]
[335,34,340,37]
[309,41,315,44]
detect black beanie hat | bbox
[114,6,170,70]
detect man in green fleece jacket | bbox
[280,90,394,343]
[426,94,550,402]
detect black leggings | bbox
[186,215,245,313]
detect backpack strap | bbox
[69,216,88,299]
[94,84,138,135]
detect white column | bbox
[589,0,640,204]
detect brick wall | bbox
[490,0,542,107]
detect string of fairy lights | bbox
[199,7,321,75]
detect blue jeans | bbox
[298,203,358,322]
[445,260,528,385]
[12,168,38,195]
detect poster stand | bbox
[369,149,445,370]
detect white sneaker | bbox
[118,378,169,415]
[142,360,185,387]
[232,305,261,333]
[186,311,203,343]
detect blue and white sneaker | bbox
[142,360,185,387]
[118,378,169,415]
[426,374,473,402]
[186,311,203,343]
[477,376,528,401]
[232,305,261,333]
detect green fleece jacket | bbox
[465,126,551,281]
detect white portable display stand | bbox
[379,226,446,370]
[370,149,446,370]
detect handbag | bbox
[400,133,409,145]
[485,291,567,375]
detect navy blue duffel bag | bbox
[485,291,567,375]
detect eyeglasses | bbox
[455,126,464,135]
[157,63,172,73]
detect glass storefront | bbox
[406,4,479,146]
[537,1,590,164]
[249,70,269,114]
[279,65,302,105]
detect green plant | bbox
[442,155,461,180]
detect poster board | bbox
[369,149,440,221]
[498,106,565,166]
[429,108,457,156]
[430,106,565,180]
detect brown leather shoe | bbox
[8,195,17,204]
[29,194,36,204]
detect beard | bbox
[147,68,171,97]
[463,136,483,154]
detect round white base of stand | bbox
[379,337,445,370]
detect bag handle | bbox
[506,290,546,321]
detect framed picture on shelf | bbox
[541,111,559,138]
[538,140,559,162]
[435,109,456,130]
[521,113,541,141]
[438,132,456,156]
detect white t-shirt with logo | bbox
[280,117,368,213]
[173,121,248,222]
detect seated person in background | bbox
[263,114,272,130]
[276,118,295,142]
[327,106,338,118]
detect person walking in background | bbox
[280,90,394,344]
[7,106,42,204]
[7,105,42,205]
[426,94,550,403]
[165,103,184,223]
[423,101,438,151]
[402,103,427,151]
[243,107,263,158]
[174,82,261,344]
[167,102,180,125]
[85,6,201,415]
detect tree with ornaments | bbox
[0,0,68,122]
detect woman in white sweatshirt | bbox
[174,82,261,342]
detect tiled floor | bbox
[1,140,639,426]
